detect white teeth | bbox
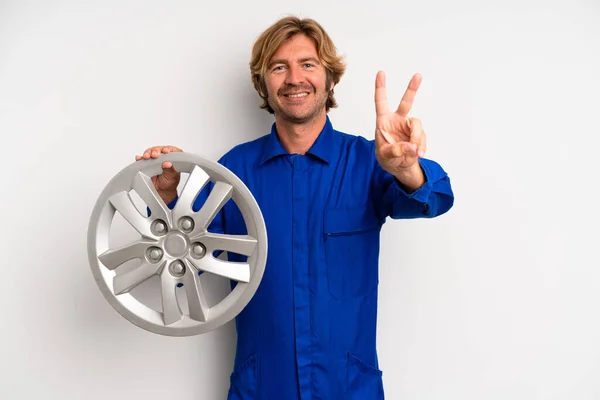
[286,93,308,98]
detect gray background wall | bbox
[1,0,599,399]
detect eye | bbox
[272,65,285,72]
[303,63,314,68]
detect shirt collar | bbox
[260,116,336,166]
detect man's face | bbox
[264,34,332,124]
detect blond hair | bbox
[250,16,346,113]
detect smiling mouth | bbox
[283,92,309,98]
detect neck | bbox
[274,112,327,155]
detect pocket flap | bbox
[324,206,380,235]
[347,353,384,399]
[228,354,257,399]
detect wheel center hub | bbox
[164,232,189,257]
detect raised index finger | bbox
[396,73,422,117]
[375,70,390,116]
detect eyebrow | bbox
[268,57,321,69]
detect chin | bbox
[284,112,315,124]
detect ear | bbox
[257,76,268,98]
[325,70,335,93]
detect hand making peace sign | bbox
[374,71,427,179]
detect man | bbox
[136,16,453,400]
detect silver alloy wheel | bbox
[87,152,267,336]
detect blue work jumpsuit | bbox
[194,117,454,399]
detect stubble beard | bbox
[269,84,329,124]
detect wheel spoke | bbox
[113,260,165,295]
[172,165,210,222]
[182,260,210,322]
[161,272,183,325]
[187,256,250,283]
[196,233,257,257]
[190,181,232,235]
[109,191,154,238]
[99,240,155,270]
[132,172,172,226]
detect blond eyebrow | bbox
[299,57,320,65]
[267,59,288,69]
[267,57,321,69]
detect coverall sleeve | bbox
[370,142,454,221]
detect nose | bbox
[285,65,304,85]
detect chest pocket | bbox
[324,206,381,299]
